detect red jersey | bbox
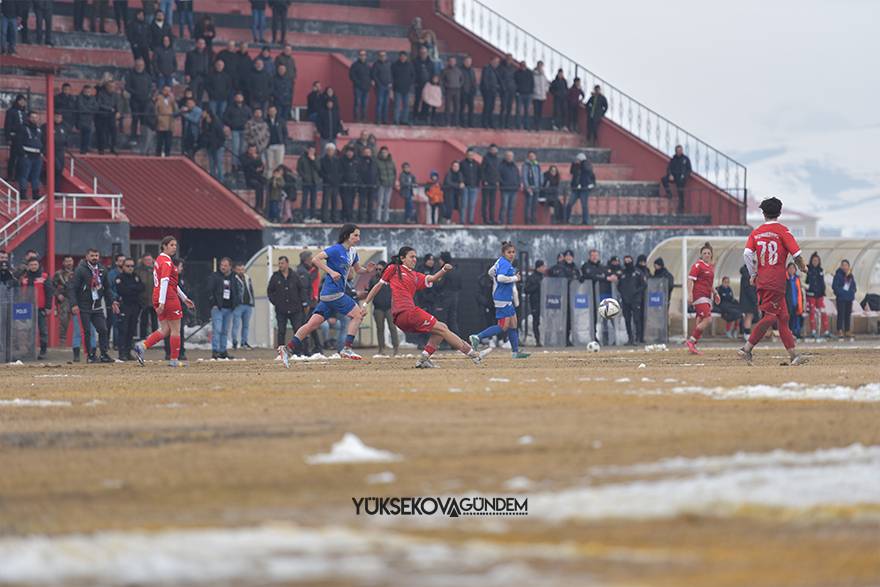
[152,253,179,305]
[687,259,715,304]
[745,221,801,293]
[380,263,431,316]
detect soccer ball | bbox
[587,341,601,353]
[598,298,621,320]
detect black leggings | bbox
[80,310,109,355]
[836,299,853,333]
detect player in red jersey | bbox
[740,197,808,365]
[134,236,195,367]
[685,242,721,354]
[361,246,490,368]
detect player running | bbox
[278,224,373,366]
[134,236,195,367]
[361,246,490,368]
[684,242,721,354]
[739,197,808,365]
[469,242,530,359]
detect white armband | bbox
[743,248,757,279]
[158,277,169,304]
[176,286,189,303]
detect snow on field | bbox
[661,382,880,402]
[306,433,402,465]
[0,398,72,407]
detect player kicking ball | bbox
[361,246,491,368]
[739,197,808,366]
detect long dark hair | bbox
[337,223,359,244]
[160,235,177,253]
[394,246,415,281]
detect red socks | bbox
[143,330,165,349]
[169,335,181,360]
[423,344,436,357]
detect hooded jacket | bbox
[69,259,114,312]
[805,254,826,298]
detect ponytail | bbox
[395,246,415,281]
[501,241,515,254]
[700,242,713,255]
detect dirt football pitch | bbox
[1,343,879,587]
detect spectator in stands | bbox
[153,35,176,90]
[269,0,290,44]
[255,45,275,75]
[244,106,269,163]
[339,146,359,222]
[567,77,584,132]
[316,98,345,147]
[348,130,373,157]
[320,143,341,223]
[194,14,215,50]
[16,0,33,43]
[566,152,595,225]
[805,252,831,340]
[250,0,267,43]
[154,85,177,156]
[139,91,159,154]
[440,56,463,126]
[391,51,415,125]
[542,164,563,224]
[234,42,253,90]
[459,148,480,225]
[149,9,171,51]
[522,150,541,224]
[306,81,323,123]
[661,145,692,213]
[412,45,433,121]
[499,150,521,225]
[217,41,240,88]
[4,94,27,178]
[72,0,88,32]
[113,80,129,139]
[296,145,320,222]
[264,104,286,175]
[241,144,266,212]
[207,258,237,360]
[33,0,54,45]
[480,143,500,224]
[549,69,568,131]
[246,58,272,113]
[223,92,252,168]
[522,259,545,345]
[185,37,211,103]
[368,261,399,355]
[715,276,742,339]
[274,45,297,115]
[455,55,476,128]
[408,16,438,62]
[372,50,393,124]
[399,162,416,223]
[42,112,69,177]
[17,112,44,199]
[425,171,443,225]
[375,146,396,223]
[350,50,372,122]
[55,83,77,127]
[127,9,150,63]
[321,86,340,112]
[420,73,442,126]
[1,0,17,54]
[113,0,129,35]
[832,259,856,341]
[176,0,193,38]
[96,79,121,155]
[268,254,308,346]
[199,109,226,182]
[357,146,379,223]
[586,85,608,145]
[442,160,464,224]
[499,54,517,129]
[532,61,549,131]
[179,97,203,157]
[206,59,232,118]
[70,248,118,364]
[77,85,99,154]
[514,60,534,130]
[619,255,647,345]
[126,58,153,141]
[158,0,172,28]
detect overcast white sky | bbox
[481,0,880,235]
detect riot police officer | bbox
[114,257,144,360]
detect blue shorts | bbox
[495,304,516,320]
[313,295,357,319]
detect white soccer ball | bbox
[598,298,621,320]
[587,341,601,353]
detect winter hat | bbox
[535,260,545,269]
[576,153,587,162]
[654,257,665,268]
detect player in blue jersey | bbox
[469,242,530,359]
[278,224,374,366]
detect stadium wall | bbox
[263,226,750,263]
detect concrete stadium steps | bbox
[469,145,612,164]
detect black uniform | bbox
[618,261,647,344]
[524,270,543,345]
[114,271,144,359]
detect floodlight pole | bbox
[46,72,56,344]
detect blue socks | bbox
[509,329,519,353]
[477,325,503,341]
[345,334,355,348]
[287,335,304,355]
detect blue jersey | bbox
[489,257,517,307]
[320,244,359,301]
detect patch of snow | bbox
[503,476,534,491]
[0,398,71,407]
[306,433,402,465]
[517,435,534,446]
[489,377,510,383]
[665,382,880,402]
[366,471,396,485]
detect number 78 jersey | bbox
[744,221,801,293]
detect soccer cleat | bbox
[511,351,531,359]
[789,354,809,366]
[738,347,753,366]
[468,334,481,350]
[168,359,181,368]
[685,340,702,355]
[415,356,437,368]
[134,342,145,366]
[340,347,363,360]
[470,347,492,365]
[277,345,291,369]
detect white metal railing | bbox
[56,192,124,220]
[451,0,748,201]
[0,196,46,249]
[0,176,20,219]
